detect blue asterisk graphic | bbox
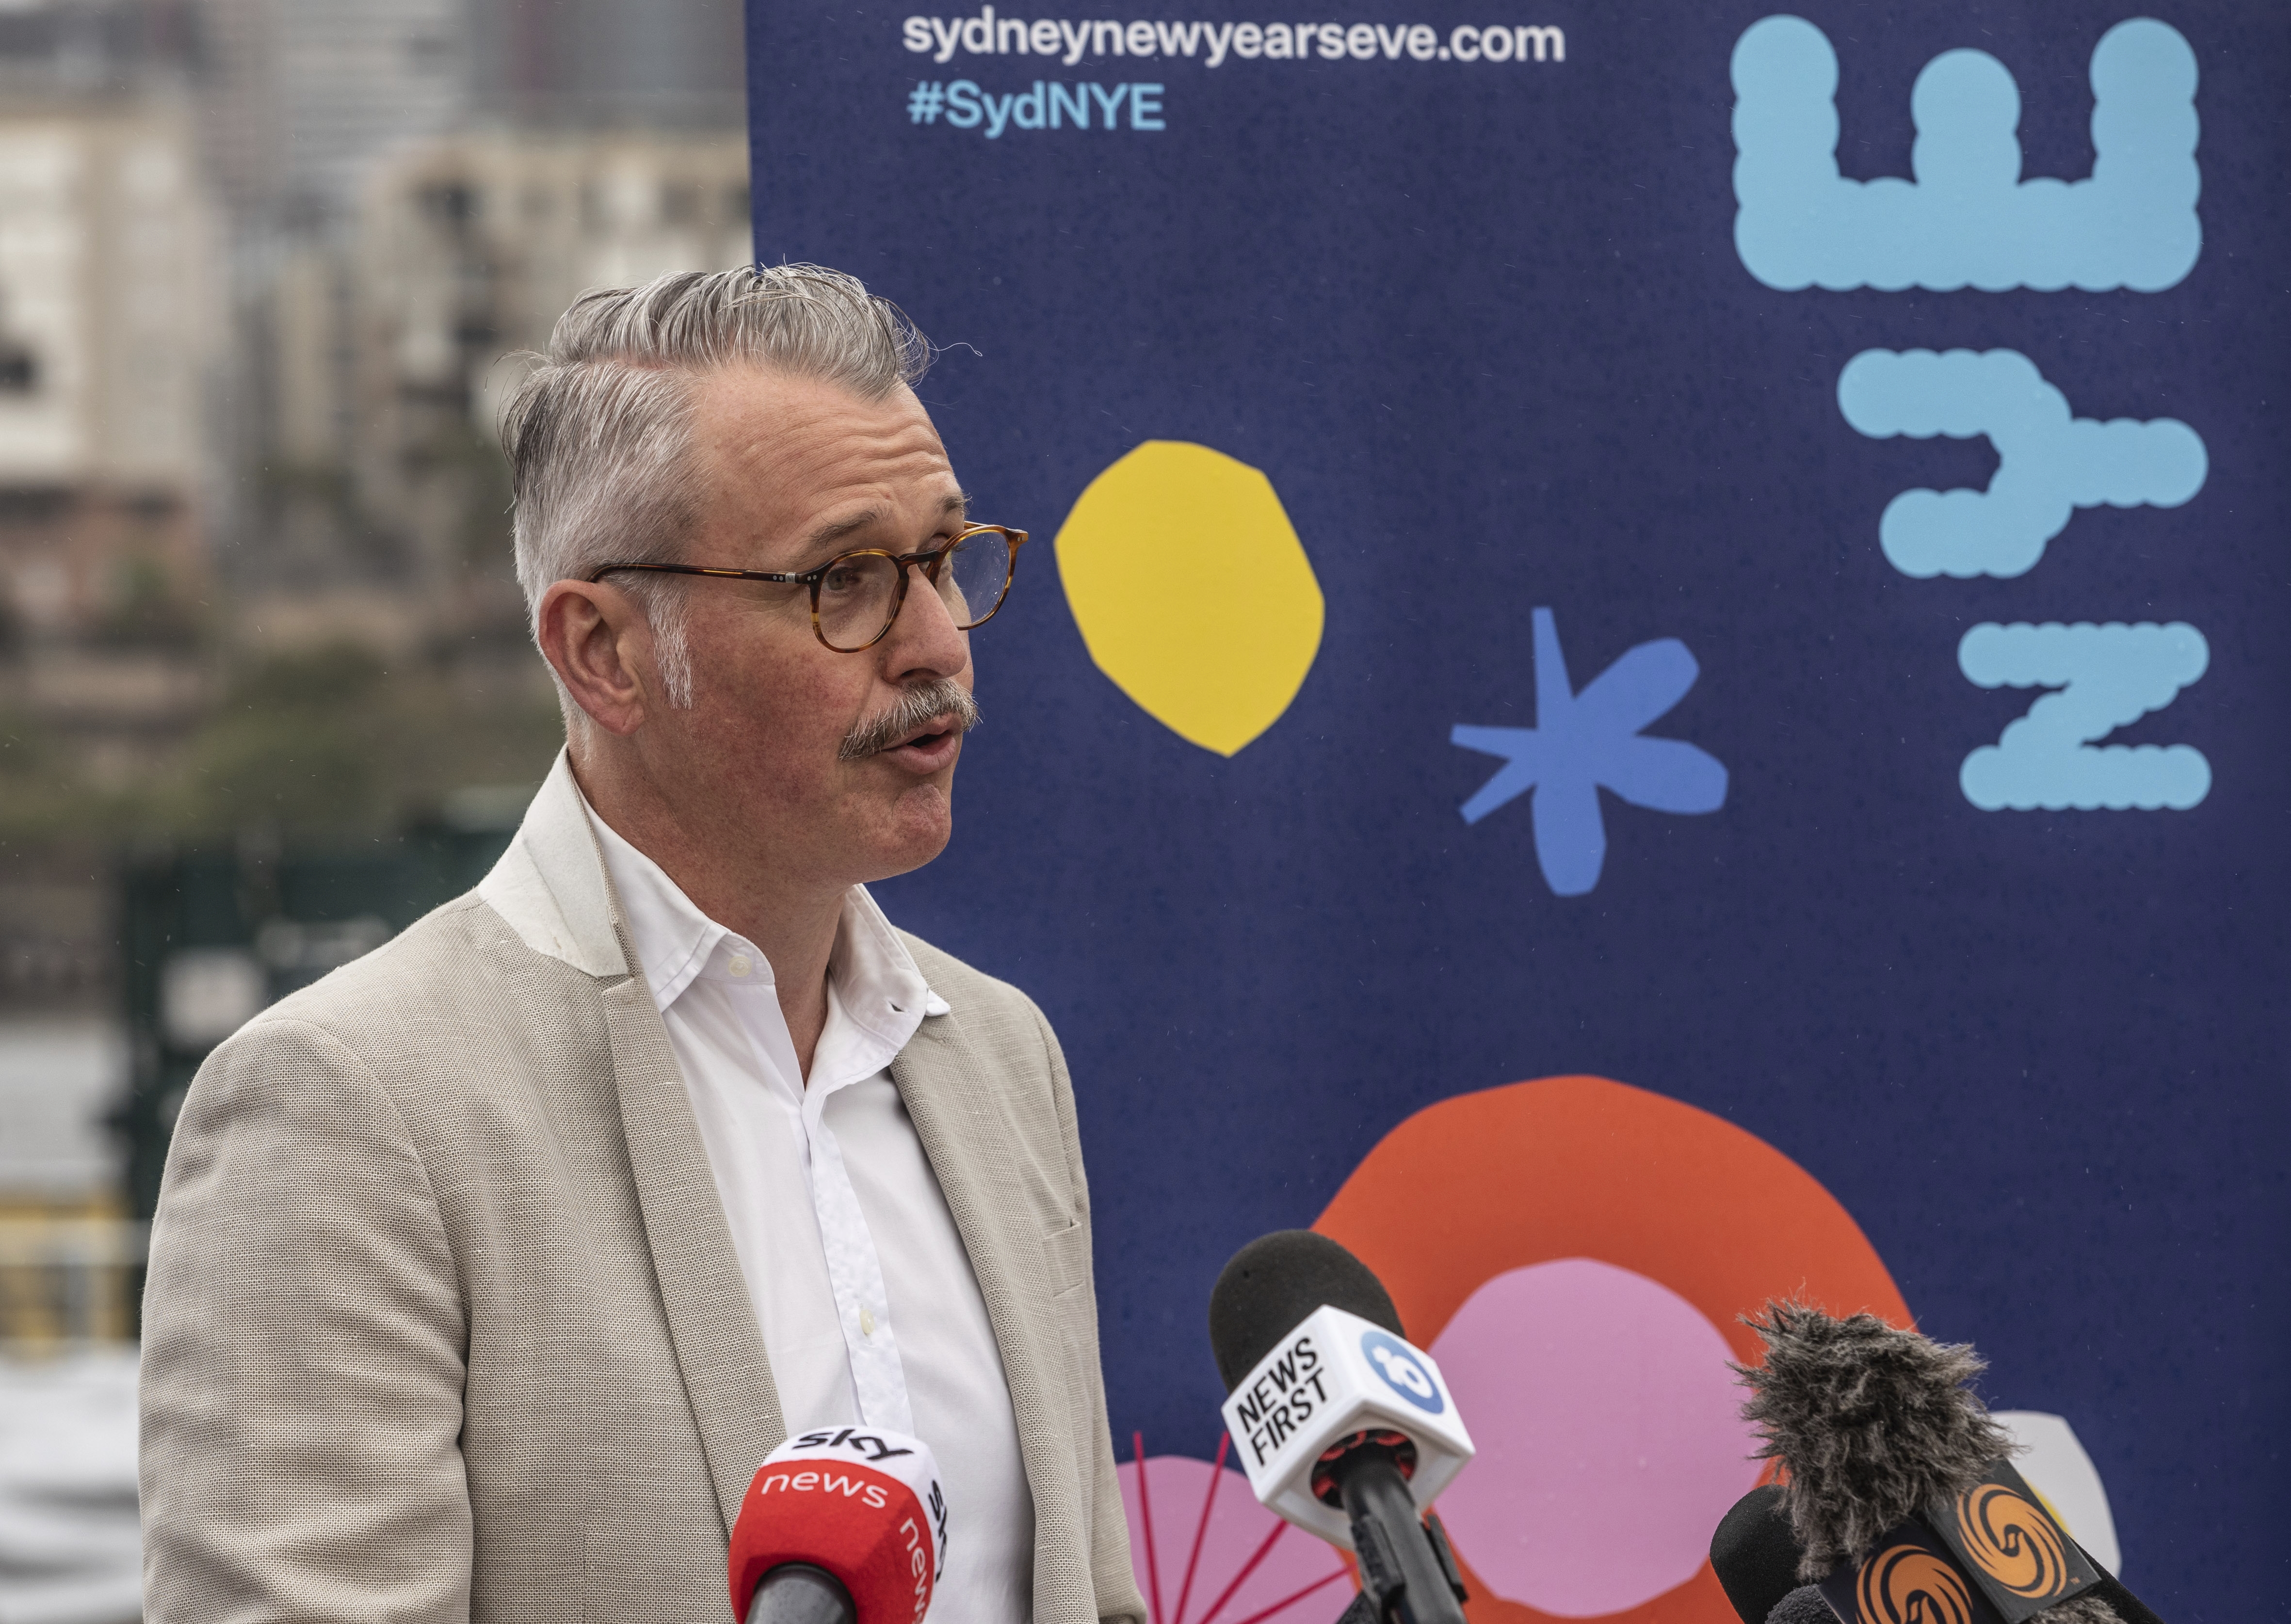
[1452,608,1727,896]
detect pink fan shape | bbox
[1117,1438,1355,1624]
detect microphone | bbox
[1710,1302,2166,1624]
[1710,1484,1809,1624]
[727,1426,949,1624]
[1710,1481,2161,1624]
[1208,1230,1474,1624]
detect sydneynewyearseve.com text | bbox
[902,11,1565,66]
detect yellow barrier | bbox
[0,1205,146,1349]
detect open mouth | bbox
[881,715,961,763]
[891,714,953,748]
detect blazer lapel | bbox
[493,754,784,1537]
[891,1013,1069,1511]
[603,970,786,1536]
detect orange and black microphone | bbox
[1708,1303,2164,1624]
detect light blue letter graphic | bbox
[1731,15,2199,291]
[1452,609,1727,896]
[1958,621,2210,810]
[1838,348,2206,579]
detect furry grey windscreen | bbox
[1729,1304,2138,1624]
[1735,1302,2015,1580]
[1207,1230,1403,1393]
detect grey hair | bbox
[498,264,932,720]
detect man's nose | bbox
[881,565,970,675]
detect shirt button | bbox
[860,1307,876,1337]
[727,954,752,978]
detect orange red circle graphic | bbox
[1313,1076,1911,1624]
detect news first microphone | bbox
[727,1426,949,1624]
[1710,1303,2165,1624]
[1209,1230,1474,1624]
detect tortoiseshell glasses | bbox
[587,523,1026,654]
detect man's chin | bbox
[848,787,956,884]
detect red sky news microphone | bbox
[1209,1231,1476,1624]
[727,1427,949,1624]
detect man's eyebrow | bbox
[796,491,970,556]
[799,510,883,553]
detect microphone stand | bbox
[745,1563,856,1624]
[1334,1445,1468,1624]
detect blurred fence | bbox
[0,1218,145,1351]
[114,805,524,1235]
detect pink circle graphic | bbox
[1116,1453,1349,1624]
[1428,1258,1764,1617]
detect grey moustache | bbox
[840,678,982,760]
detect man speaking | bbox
[139,266,1146,1624]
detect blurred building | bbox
[0,41,221,779]
[0,96,215,637]
[0,0,749,1303]
[0,7,222,1125]
[196,0,468,233]
[469,0,743,131]
[0,0,750,663]
[245,124,751,652]
[222,0,748,653]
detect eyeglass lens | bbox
[815,530,1013,651]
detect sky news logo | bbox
[902,11,1564,67]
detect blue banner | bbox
[748,3,2287,1615]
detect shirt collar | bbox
[577,786,948,1027]
[830,885,942,1046]
[582,799,723,1011]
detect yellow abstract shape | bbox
[1056,441,1324,756]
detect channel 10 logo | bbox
[1360,1329,1445,1415]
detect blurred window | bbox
[420,182,477,225]
[158,950,263,1048]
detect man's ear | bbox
[537,579,655,737]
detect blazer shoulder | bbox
[896,928,1049,1029]
[893,925,1040,1012]
[234,889,608,1067]
[892,930,1087,1158]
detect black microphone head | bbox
[2080,1559,2163,1624]
[1710,1485,1807,1624]
[1208,1229,1404,1394]
[1765,1586,1834,1624]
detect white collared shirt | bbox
[582,798,1034,1623]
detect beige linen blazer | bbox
[139,754,1146,1624]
